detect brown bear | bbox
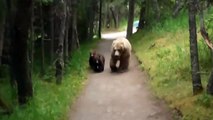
[110,37,132,72]
[89,51,105,72]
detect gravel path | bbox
[68,38,174,120]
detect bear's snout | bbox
[96,60,99,64]
[114,50,120,56]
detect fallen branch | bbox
[200,28,213,50]
[199,1,213,50]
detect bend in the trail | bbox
[101,27,137,40]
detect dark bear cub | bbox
[89,51,105,72]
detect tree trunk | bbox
[106,4,111,28]
[72,16,80,50]
[153,0,160,20]
[71,0,80,50]
[188,0,203,95]
[0,18,5,65]
[0,0,6,65]
[73,23,80,49]
[98,0,102,38]
[64,7,69,64]
[109,5,117,28]
[55,0,66,84]
[40,0,45,75]
[207,68,213,95]
[6,0,17,88]
[29,0,34,76]
[126,0,135,38]
[138,0,146,30]
[88,16,94,40]
[88,1,95,40]
[12,0,33,104]
[50,3,55,63]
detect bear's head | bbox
[111,41,125,59]
[90,51,99,64]
[90,51,102,65]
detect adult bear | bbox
[89,51,105,72]
[110,37,132,72]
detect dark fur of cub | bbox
[89,51,105,72]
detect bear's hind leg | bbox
[118,58,129,72]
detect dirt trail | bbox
[69,39,173,120]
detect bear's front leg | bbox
[110,58,118,72]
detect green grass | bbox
[0,39,99,120]
[131,12,213,120]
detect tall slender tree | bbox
[126,0,135,38]
[12,0,33,104]
[55,0,66,84]
[109,2,117,28]
[50,2,55,62]
[64,0,72,64]
[40,0,45,75]
[138,0,146,30]
[0,0,6,64]
[188,0,203,95]
[98,0,102,38]
[152,0,160,20]
[88,0,97,40]
[71,0,79,50]
[64,11,69,64]
[29,0,35,76]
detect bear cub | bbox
[89,51,105,72]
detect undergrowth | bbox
[131,12,213,120]
[0,39,99,120]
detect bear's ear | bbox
[120,43,125,51]
[111,43,115,51]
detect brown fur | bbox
[110,38,131,72]
[89,51,105,72]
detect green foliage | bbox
[205,8,213,34]
[131,11,213,119]
[0,39,99,120]
[151,12,188,33]
[144,0,174,24]
[198,39,212,71]
[196,93,212,108]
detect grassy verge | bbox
[0,39,99,120]
[131,12,213,120]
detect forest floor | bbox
[68,32,175,120]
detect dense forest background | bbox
[0,0,213,120]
